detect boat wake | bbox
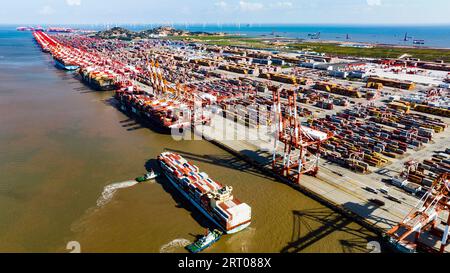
[224,227,256,252]
[71,178,155,234]
[96,180,138,207]
[159,239,192,253]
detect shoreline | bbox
[168,34,450,62]
[203,30,450,50]
[300,39,450,50]
[196,34,450,51]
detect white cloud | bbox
[239,1,264,12]
[215,1,228,9]
[271,1,293,9]
[38,5,55,15]
[366,0,382,6]
[66,0,82,6]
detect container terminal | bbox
[32,29,450,253]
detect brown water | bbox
[0,30,377,253]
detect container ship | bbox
[47,27,74,33]
[158,152,251,234]
[17,26,33,31]
[33,29,210,131]
[114,89,211,131]
[79,67,119,91]
[54,56,80,70]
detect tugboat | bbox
[186,229,223,253]
[135,170,158,183]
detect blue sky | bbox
[2,0,450,25]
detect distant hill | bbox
[94,26,224,40]
[140,26,189,37]
[95,27,137,40]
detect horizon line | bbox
[2,22,450,27]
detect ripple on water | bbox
[224,227,257,252]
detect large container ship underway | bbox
[158,152,251,234]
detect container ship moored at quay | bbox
[158,152,251,234]
[54,56,80,71]
[114,88,211,131]
[79,67,119,91]
[33,31,209,131]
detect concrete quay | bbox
[197,113,449,252]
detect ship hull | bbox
[85,82,116,91]
[186,236,221,253]
[116,98,209,134]
[80,75,117,91]
[159,162,250,234]
[54,59,79,71]
[117,100,172,133]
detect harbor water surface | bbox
[37,24,450,48]
[0,28,378,253]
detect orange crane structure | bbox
[272,87,332,184]
[387,173,450,253]
[146,59,171,95]
[145,58,209,128]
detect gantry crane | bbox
[146,59,169,95]
[272,87,332,184]
[147,59,209,128]
[387,173,450,253]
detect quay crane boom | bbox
[387,173,450,253]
